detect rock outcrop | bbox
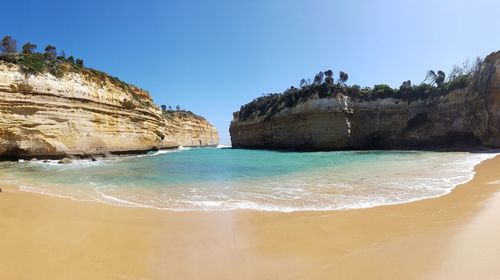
[0,62,218,159]
[230,51,500,150]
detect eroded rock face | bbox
[466,52,500,147]
[230,51,500,150]
[0,62,218,159]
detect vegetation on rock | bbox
[235,59,482,122]
[162,109,208,123]
[159,103,204,120]
[0,35,153,108]
[0,36,17,53]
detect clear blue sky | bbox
[2,0,500,144]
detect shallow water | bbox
[0,148,496,211]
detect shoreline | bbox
[3,149,497,212]
[0,144,225,162]
[0,156,499,279]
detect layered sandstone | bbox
[0,62,218,159]
[230,51,500,150]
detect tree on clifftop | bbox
[44,45,57,60]
[423,70,446,87]
[338,71,349,85]
[435,71,445,87]
[21,42,37,54]
[57,50,66,59]
[399,80,412,93]
[299,78,311,88]
[75,58,84,67]
[313,71,324,85]
[161,104,166,111]
[1,36,17,54]
[325,70,334,86]
[299,78,307,88]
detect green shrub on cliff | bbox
[346,85,361,95]
[373,84,395,95]
[162,109,207,122]
[19,53,46,77]
[0,35,151,105]
[47,59,66,78]
[18,52,70,79]
[442,75,470,92]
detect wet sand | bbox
[0,155,499,279]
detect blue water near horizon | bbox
[0,148,496,211]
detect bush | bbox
[317,83,331,98]
[19,53,46,77]
[372,84,396,98]
[373,84,394,93]
[345,85,362,97]
[47,60,66,78]
[412,83,434,95]
[0,53,18,64]
[444,75,470,92]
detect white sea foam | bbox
[30,159,104,167]
[95,190,154,208]
[155,149,175,155]
[216,144,232,149]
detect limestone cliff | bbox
[230,51,500,150]
[163,111,219,147]
[0,62,218,159]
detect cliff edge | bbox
[230,51,500,150]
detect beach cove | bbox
[2,1,500,279]
[0,155,499,279]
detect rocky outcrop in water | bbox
[0,62,218,159]
[230,51,500,150]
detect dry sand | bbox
[0,155,499,279]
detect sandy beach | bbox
[0,155,499,279]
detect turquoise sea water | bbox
[0,148,496,211]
